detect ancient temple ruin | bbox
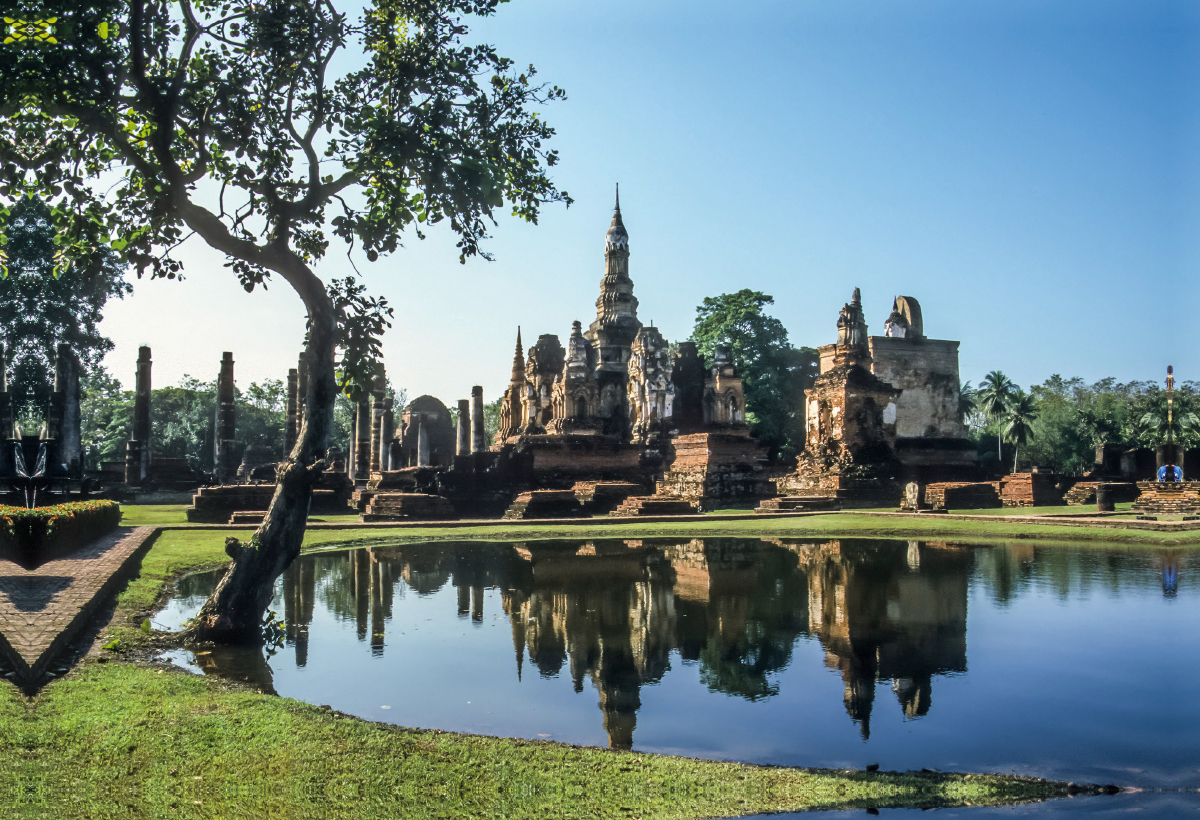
[477,189,765,513]
[771,290,976,507]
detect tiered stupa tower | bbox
[585,185,642,429]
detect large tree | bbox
[2,0,568,641]
[0,197,131,425]
[690,289,817,459]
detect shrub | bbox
[0,501,122,566]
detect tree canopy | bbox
[0,0,571,641]
[690,289,817,459]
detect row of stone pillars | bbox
[342,379,488,487]
[124,347,238,485]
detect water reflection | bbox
[160,538,1197,786]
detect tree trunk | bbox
[188,245,338,644]
[1012,443,1019,474]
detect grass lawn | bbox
[4,662,1069,819]
[119,503,194,526]
[950,503,1134,516]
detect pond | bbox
[157,537,1198,796]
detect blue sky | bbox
[100,0,1200,402]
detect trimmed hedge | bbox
[0,501,122,566]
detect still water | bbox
[157,537,1198,793]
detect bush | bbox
[0,501,122,566]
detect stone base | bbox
[572,481,645,514]
[186,484,351,522]
[363,492,456,521]
[924,482,1002,511]
[1131,481,1200,515]
[655,431,770,509]
[999,473,1066,507]
[228,511,267,525]
[516,435,644,482]
[1064,481,1139,506]
[611,497,697,517]
[502,490,588,520]
[754,496,840,513]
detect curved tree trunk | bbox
[185,235,339,643]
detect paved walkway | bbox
[0,527,157,682]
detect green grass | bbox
[950,503,1134,516]
[119,504,194,526]
[4,662,1069,819]
[295,513,1199,547]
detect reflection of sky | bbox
[161,541,1200,791]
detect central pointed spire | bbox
[605,183,628,253]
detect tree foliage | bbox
[968,373,1200,475]
[690,290,817,459]
[0,197,130,425]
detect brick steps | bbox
[572,481,644,514]
[755,496,840,513]
[502,490,588,520]
[610,497,697,517]
[363,492,456,521]
[1131,481,1200,515]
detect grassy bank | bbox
[120,504,1197,547]
[5,662,1070,819]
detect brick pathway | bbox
[0,527,157,681]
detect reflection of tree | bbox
[192,644,276,695]
[974,544,1176,605]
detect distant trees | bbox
[967,373,1200,475]
[690,290,818,459]
[80,373,295,473]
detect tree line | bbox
[965,371,1200,475]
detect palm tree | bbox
[959,380,978,419]
[977,371,1015,460]
[1003,391,1039,473]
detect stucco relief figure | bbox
[627,326,674,443]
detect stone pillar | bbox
[370,366,387,474]
[456,399,471,456]
[417,421,431,467]
[285,368,299,455]
[214,352,237,484]
[380,398,395,472]
[296,352,309,437]
[354,398,371,485]
[132,346,153,482]
[0,343,11,477]
[55,344,82,477]
[470,386,486,454]
[347,413,356,476]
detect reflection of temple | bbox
[785,539,970,738]
[503,541,674,749]
[270,537,971,749]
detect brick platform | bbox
[0,527,157,683]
